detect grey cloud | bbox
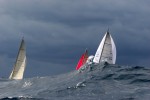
[0,0,150,77]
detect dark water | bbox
[1,64,150,100]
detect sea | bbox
[0,63,150,100]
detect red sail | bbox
[76,50,88,70]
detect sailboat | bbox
[76,49,88,70]
[93,31,116,64]
[9,38,26,79]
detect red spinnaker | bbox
[76,50,88,70]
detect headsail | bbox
[9,38,26,79]
[93,31,116,64]
[76,49,88,70]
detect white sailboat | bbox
[9,38,26,79]
[93,31,116,64]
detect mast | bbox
[100,31,112,63]
[9,38,26,79]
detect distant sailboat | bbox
[9,38,26,79]
[76,49,88,70]
[93,31,116,64]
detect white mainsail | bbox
[93,31,116,64]
[9,38,26,79]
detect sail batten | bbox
[93,31,116,64]
[9,38,26,80]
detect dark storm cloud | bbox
[0,0,150,77]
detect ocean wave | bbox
[1,64,150,100]
[0,96,44,100]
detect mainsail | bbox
[9,38,26,79]
[93,31,116,64]
[76,49,88,70]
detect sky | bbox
[0,0,150,78]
